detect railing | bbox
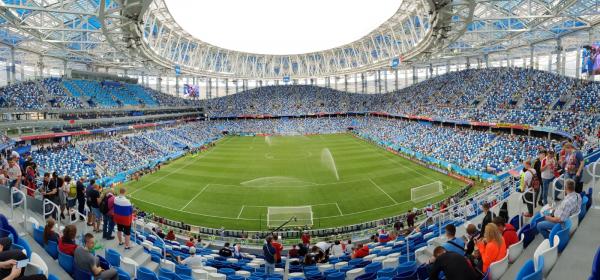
[10,185,27,223]
[404,176,517,259]
[587,160,600,209]
[43,198,61,226]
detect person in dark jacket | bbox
[263,236,276,276]
[76,177,87,218]
[429,246,478,280]
[479,202,494,236]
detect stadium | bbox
[0,0,599,279]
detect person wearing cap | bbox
[177,246,204,268]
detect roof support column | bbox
[215,77,219,98]
[225,78,229,96]
[384,70,388,92]
[376,71,381,94]
[7,46,15,85]
[344,75,348,92]
[176,75,180,97]
[63,60,69,78]
[354,73,358,93]
[484,54,489,68]
[361,73,365,93]
[466,57,470,69]
[394,68,398,91]
[157,75,162,92]
[529,46,534,69]
[575,47,581,79]
[412,66,417,85]
[557,38,565,76]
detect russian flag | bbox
[113,196,133,226]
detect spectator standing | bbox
[406,209,416,228]
[64,176,77,214]
[76,177,87,218]
[271,235,283,263]
[464,223,480,257]
[441,224,465,255]
[540,151,556,205]
[536,179,581,238]
[533,151,545,205]
[301,231,310,247]
[479,202,494,236]
[492,217,518,248]
[6,160,22,205]
[520,160,538,217]
[87,184,102,233]
[41,173,58,219]
[74,233,118,280]
[563,143,585,193]
[263,236,276,276]
[113,187,133,249]
[99,190,115,240]
[429,246,478,280]
[85,179,96,225]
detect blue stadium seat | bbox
[44,240,58,259]
[515,256,543,280]
[105,248,121,267]
[58,251,74,275]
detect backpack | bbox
[99,194,111,214]
[529,170,541,191]
[68,182,77,199]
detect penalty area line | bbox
[179,184,209,211]
[368,178,398,204]
[335,203,343,216]
[237,205,245,219]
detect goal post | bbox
[411,181,444,203]
[267,206,313,228]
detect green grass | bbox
[125,134,465,230]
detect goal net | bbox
[267,206,313,228]
[411,181,444,203]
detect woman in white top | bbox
[540,150,556,205]
[329,240,344,257]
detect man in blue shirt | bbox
[442,224,465,255]
[263,236,276,276]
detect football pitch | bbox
[125,134,466,230]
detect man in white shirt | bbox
[6,160,21,188]
[520,160,537,216]
[177,246,204,268]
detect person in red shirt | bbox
[58,224,78,256]
[271,234,283,263]
[301,231,310,246]
[185,237,196,248]
[351,243,369,259]
[492,217,518,248]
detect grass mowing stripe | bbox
[125,134,466,230]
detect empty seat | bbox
[208,273,227,280]
[487,252,509,280]
[515,256,543,280]
[508,234,525,263]
[533,236,559,277]
[121,257,138,279]
[58,251,74,274]
[346,268,365,280]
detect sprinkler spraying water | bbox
[321,148,340,181]
[265,136,272,146]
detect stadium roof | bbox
[0,0,598,79]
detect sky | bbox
[164,0,401,55]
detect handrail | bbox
[587,160,600,209]
[551,174,566,205]
[10,185,27,223]
[403,176,517,258]
[43,199,61,226]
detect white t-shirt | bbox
[182,255,204,268]
[315,241,331,252]
[7,165,21,180]
[329,244,344,257]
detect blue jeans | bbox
[102,214,115,238]
[536,220,558,239]
[264,262,275,275]
[554,179,563,200]
[541,178,553,205]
